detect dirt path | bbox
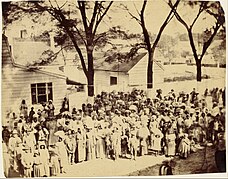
[128,146,222,176]
[7,146,225,177]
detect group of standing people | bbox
[2,87,226,177]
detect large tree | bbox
[3,0,113,97]
[123,0,180,89]
[169,0,225,81]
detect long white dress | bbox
[2,142,10,177]
[76,132,86,162]
[166,133,176,156]
[151,128,163,151]
[56,140,68,173]
[39,148,50,176]
[21,152,33,177]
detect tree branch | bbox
[54,0,61,10]
[93,32,107,45]
[64,23,88,78]
[89,1,99,30]
[59,1,68,9]
[187,29,199,61]
[152,0,180,50]
[133,2,140,16]
[140,0,151,52]
[190,3,204,29]
[200,23,221,60]
[166,13,175,24]
[78,1,88,31]
[72,24,87,46]
[93,1,113,36]
[168,0,189,30]
[128,11,141,25]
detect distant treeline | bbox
[187,63,226,68]
[163,62,226,68]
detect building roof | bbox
[76,50,164,72]
[92,52,147,72]
[2,34,66,80]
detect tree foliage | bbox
[169,0,225,81]
[3,0,114,97]
[120,0,180,88]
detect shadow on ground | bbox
[128,146,224,176]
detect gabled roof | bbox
[2,34,66,80]
[97,52,147,72]
[93,52,147,72]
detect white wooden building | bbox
[68,51,165,95]
[2,34,68,120]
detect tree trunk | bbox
[147,51,153,88]
[87,47,94,97]
[196,60,202,82]
[87,71,94,97]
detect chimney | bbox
[49,32,55,51]
[20,29,27,38]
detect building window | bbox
[110,76,117,85]
[31,83,53,104]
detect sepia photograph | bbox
[0,0,227,178]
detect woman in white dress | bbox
[38,144,50,177]
[56,137,68,173]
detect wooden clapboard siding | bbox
[94,70,129,94]
[2,66,67,117]
[2,35,13,67]
[2,34,67,118]
[128,53,164,89]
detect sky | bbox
[2,0,226,40]
[0,2,227,178]
[101,0,220,36]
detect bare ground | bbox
[128,146,223,176]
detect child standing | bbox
[128,133,138,160]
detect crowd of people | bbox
[2,87,226,177]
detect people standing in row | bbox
[2,87,226,177]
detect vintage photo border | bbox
[0,0,227,178]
